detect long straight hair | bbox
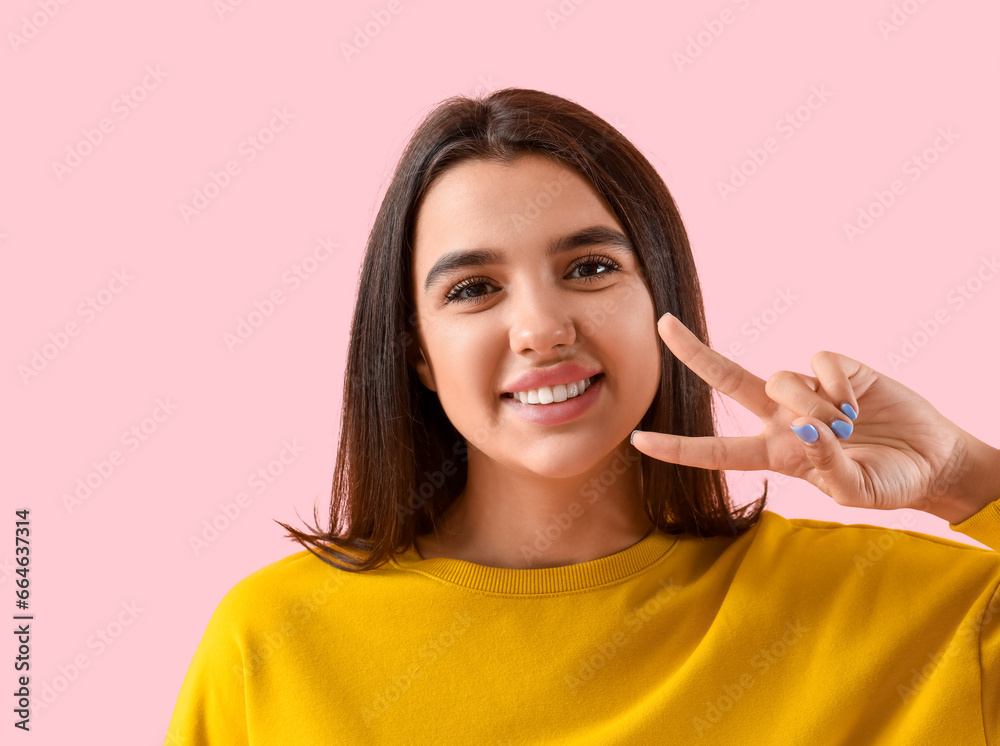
[278,88,766,572]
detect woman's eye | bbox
[443,277,497,305]
[443,254,622,306]
[570,257,621,280]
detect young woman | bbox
[165,89,1000,745]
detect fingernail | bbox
[630,429,641,445]
[840,403,857,421]
[830,419,853,440]
[790,424,819,443]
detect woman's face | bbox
[409,153,661,479]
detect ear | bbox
[405,329,437,393]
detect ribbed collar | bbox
[390,530,680,596]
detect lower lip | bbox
[500,375,603,426]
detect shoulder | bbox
[209,547,372,632]
[751,508,994,552]
[746,508,998,557]
[735,509,1000,589]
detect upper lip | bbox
[502,363,602,395]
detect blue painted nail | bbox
[630,429,640,445]
[840,403,857,421]
[830,419,853,440]
[790,424,819,443]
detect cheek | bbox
[625,333,661,395]
[428,330,496,405]
[616,305,661,400]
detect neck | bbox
[415,440,654,569]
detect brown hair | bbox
[278,88,766,572]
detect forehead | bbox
[412,154,620,256]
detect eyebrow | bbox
[423,225,635,293]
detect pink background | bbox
[4,0,998,741]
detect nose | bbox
[508,288,578,357]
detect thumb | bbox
[789,417,863,504]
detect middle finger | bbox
[764,370,855,438]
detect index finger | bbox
[658,313,774,419]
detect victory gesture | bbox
[630,313,1000,524]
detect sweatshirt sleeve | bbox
[164,590,250,745]
[948,497,1000,742]
[949,496,1000,551]
[974,574,1000,743]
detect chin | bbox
[512,463,597,482]
[503,438,622,481]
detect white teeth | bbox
[510,376,595,405]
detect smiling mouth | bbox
[503,373,604,403]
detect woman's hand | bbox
[629,313,1000,524]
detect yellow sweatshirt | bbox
[165,501,1000,745]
